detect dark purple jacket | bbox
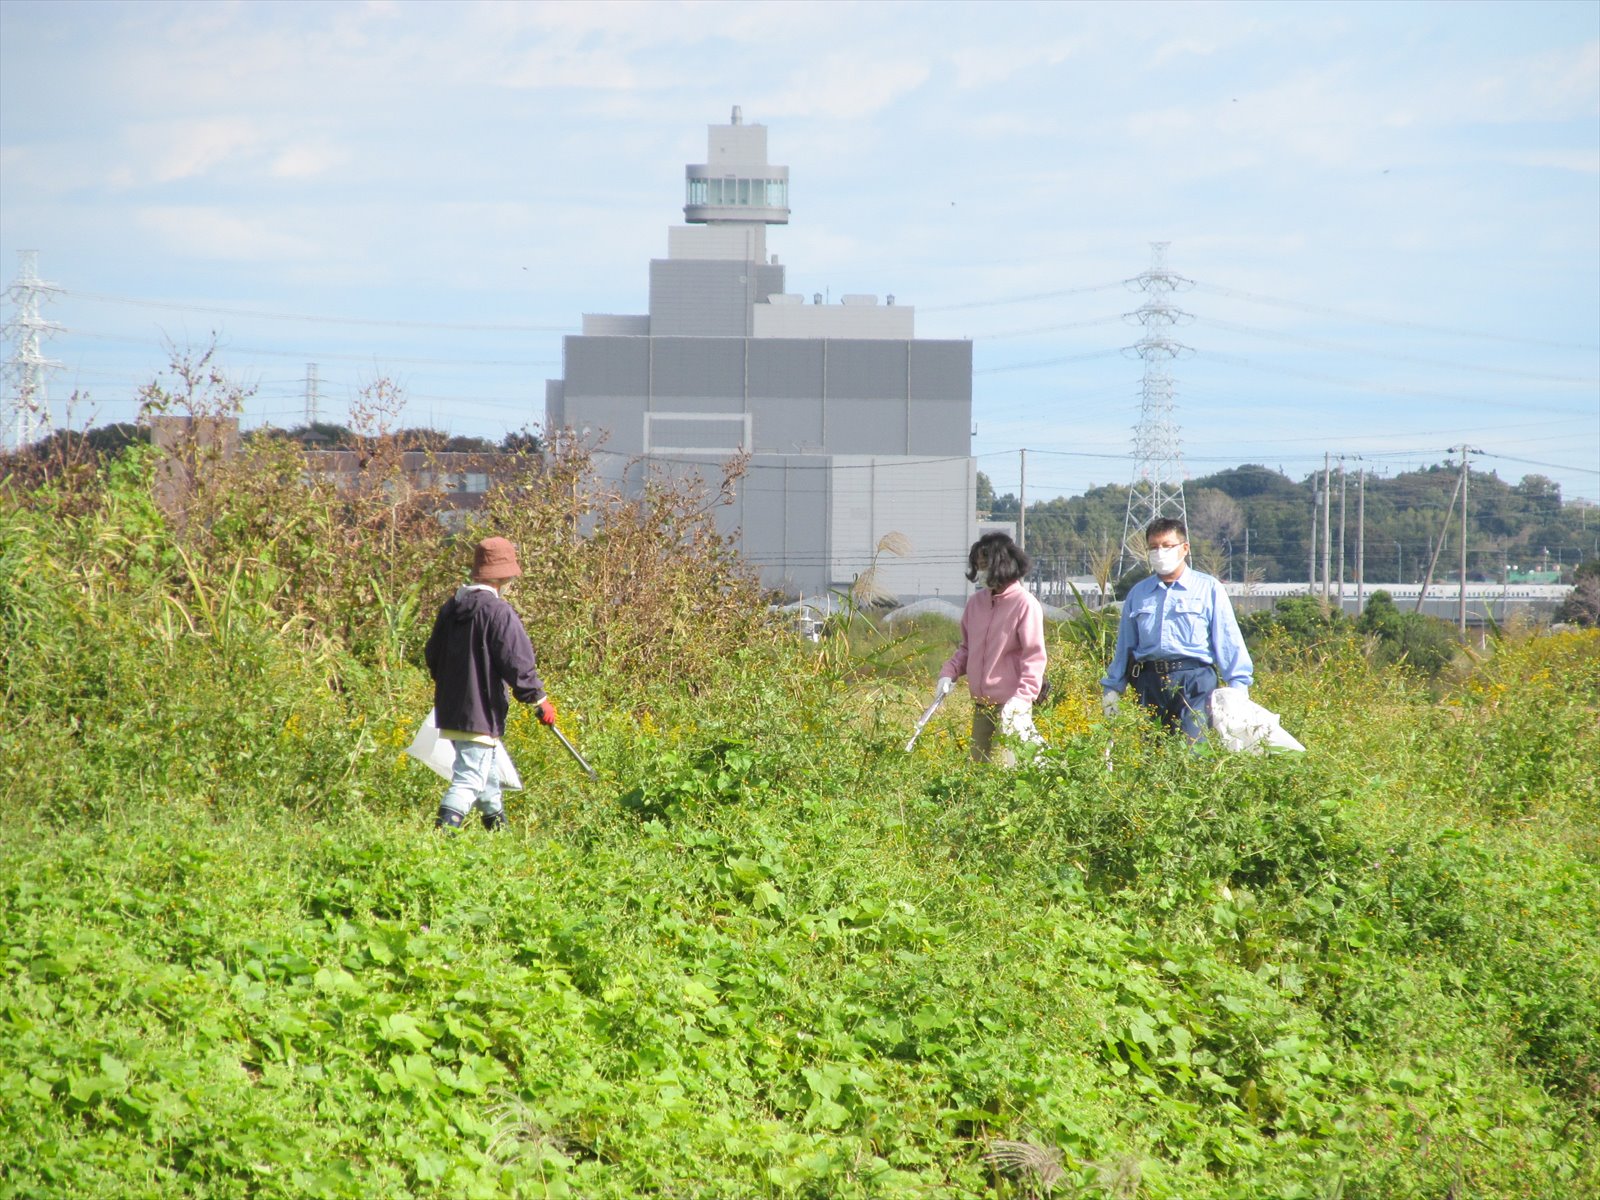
[424,586,545,738]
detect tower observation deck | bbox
[683,106,789,226]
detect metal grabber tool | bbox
[905,690,953,753]
[548,723,598,780]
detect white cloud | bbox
[1467,39,1600,124]
[269,142,346,180]
[1148,30,1247,68]
[759,55,932,120]
[135,207,319,262]
[477,0,848,92]
[1505,149,1600,175]
[478,0,846,49]
[493,39,661,91]
[133,119,261,184]
[946,38,1082,90]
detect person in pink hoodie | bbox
[934,532,1048,765]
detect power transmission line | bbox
[60,326,557,368]
[920,279,1126,313]
[1195,315,1598,385]
[1201,349,1581,414]
[1190,281,1600,352]
[1479,451,1600,477]
[50,287,576,334]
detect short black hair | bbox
[1145,517,1188,543]
[967,531,1031,590]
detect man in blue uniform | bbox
[1100,518,1253,741]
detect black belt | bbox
[1132,657,1211,677]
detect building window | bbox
[645,412,752,455]
[738,178,751,205]
[767,179,787,207]
[687,178,707,206]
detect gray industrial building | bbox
[546,108,977,600]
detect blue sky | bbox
[2,0,1597,502]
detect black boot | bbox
[435,807,465,833]
[481,809,507,833]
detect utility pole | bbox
[1309,482,1319,594]
[1337,458,1347,613]
[1018,447,1027,553]
[1322,453,1333,607]
[1416,469,1464,613]
[1356,466,1366,609]
[1453,444,1477,637]
[2,250,63,452]
[1244,527,1250,586]
[1118,242,1192,573]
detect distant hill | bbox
[983,462,1595,584]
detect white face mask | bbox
[975,568,990,588]
[1148,545,1185,576]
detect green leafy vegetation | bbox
[3,434,1597,1198]
[1240,591,1462,678]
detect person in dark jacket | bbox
[423,536,555,831]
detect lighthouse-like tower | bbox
[547,109,976,600]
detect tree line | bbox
[982,462,1598,585]
[9,416,1594,590]
[19,420,542,459]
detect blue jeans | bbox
[1132,663,1216,742]
[440,741,504,821]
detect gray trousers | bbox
[440,741,505,819]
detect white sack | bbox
[405,709,523,789]
[1207,688,1305,754]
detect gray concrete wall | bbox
[828,455,977,599]
[648,261,785,336]
[560,335,972,458]
[753,302,915,340]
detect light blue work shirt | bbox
[1101,567,1254,693]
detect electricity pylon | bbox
[3,251,62,452]
[1118,242,1192,574]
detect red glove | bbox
[535,697,557,727]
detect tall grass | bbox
[1,442,1596,1199]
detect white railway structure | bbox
[1226,583,1572,603]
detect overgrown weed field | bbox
[2,440,1597,1199]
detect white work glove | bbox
[1101,689,1120,717]
[934,677,955,703]
[1000,697,1044,744]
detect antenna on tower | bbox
[3,251,64,452]
[1118,241,1193,574]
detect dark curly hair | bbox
[966,531,1031,591]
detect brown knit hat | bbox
[471,537,522,581]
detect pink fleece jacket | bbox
[939,582,1047,705]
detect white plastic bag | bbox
[1207,688,1305,754]
[405,709,523,789]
